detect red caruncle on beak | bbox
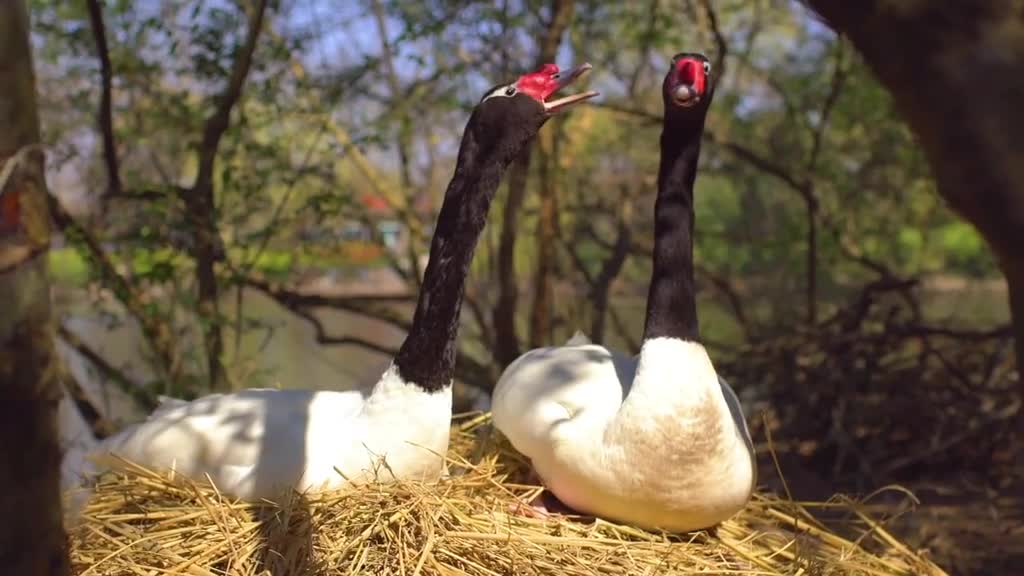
[516,63,563,102]
[674,59,706,97]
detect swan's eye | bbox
[703,62,711,75]
[483,84,519,102]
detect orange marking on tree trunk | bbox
[1,190,20,228]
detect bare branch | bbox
[831,226,895,278]
[900,323,1014,341]
[195,0,268,182]
[56,322,158,414]
[111,188,181,202]
[698,0,729,77]
[291,306,399,356]
[247,277,495,391]
[586,191,634,343]
[262,26,443,288]
[184,0,269,389]
[59,371,116,439]
[803,41,848,323]
[529,129,562,347]
[711,133,809,196]
[241,276,413,332]
[731,52,805,129]
[370,0,424,288]
[492,153,529,367]
[606,302,641,354]
[578,207,751,343]
[529,0,578,348]
[599,103,823,196]
[463,290,495,352]
[626,0,662,95]
[736,1,764,64]
[594,101,661,124]
[246,277,409,356]
[695,264,752,341]
[493,0,576,365]
[234,123,328,277]
[807,40,848,172]
[85,0,121,202]
[563,234,596,286]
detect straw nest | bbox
[69,414,948,576]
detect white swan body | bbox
[492,335,755,532]
[73,62,600,505]
[493,52,753,532]
[87,365,451,500]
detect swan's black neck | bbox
[641,111,707,343]
[394,117,529,392]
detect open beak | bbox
[543,63,600,114]
[672,84,701,107]
[668,59,708,108]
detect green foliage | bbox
[48,248,90,287]
[939,222,996,277]
[31,0,1006,396]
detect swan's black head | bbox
[663,52,714,113]
[467,63,599,152]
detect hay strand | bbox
[69,415,947,575]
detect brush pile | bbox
[720,277,1019,488]
[69,414,948,575]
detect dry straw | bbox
[69,414,948,575]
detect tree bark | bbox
[806,195,818,325]
[529,127,562,347]
[369,0,425,288]
[84,0,121,207]
[802,0,1024,414]
[492,0,575,364]
[183,0,268,390]
[1006,256,1024,385]
[0,2,71,573]
[589,194,632,343]
[527,0,576,349]
[492,152,530,367]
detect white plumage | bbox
[86,365,451,501]
[67,61,601,512]
[492,336,755,532]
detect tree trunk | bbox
[1005,256,1024,389]
[492,0,576,364]
[803,1,1024,417]
[0,2,71,573]
[527,0,576,349]
[529,129,560,347]
[492,151,530,367]
[806,195,818,325]
[589,194,633,343]
[185,0,268,390]
[189,193,224,390]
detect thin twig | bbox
[85,0,122,203]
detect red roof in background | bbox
[359,193,391,214]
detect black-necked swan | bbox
[76,63,599,503]
[491,53,755,532]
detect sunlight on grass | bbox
[49,248,90,287]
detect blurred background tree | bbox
[24,1,1020,572]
